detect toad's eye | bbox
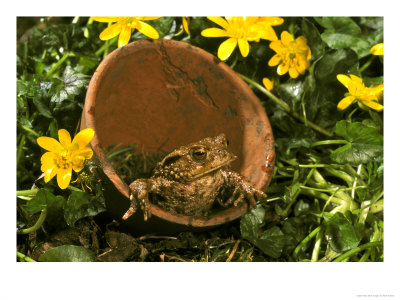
[225,139,229,147]
[192,148,207,161]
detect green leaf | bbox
[331,120,383,165]
[301,18,325,60]
[320,32,371,59]
[275,80,304,109]
[240,205,265,243]
[323,212,363,252]
[17,79,39,97]
[256,226,286,258]
[25,188,65,214]
[315,48,359,85]
[314,17,361,36]
[38,245,95,262]
[147,17,175,38]
[314,17,382,59]
[240,206,286,258]
[33,97,53,118]
[64,190,106,227]
[50,66,88,103]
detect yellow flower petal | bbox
[289,67,299,79]
[74,148,94,160]
[337,95,356,110]
[337,74,351,88]
[269,40,283,53]
[71,128,95,150]
[262,78,274,91]
[207,17,229,29]
[58,129,71,149]
[99,23,122,41]
[182,17,189,33]
[137,21,159,39]
[238,39,250,57]
[257,17,284,26]
[277,63,289,75]
[57,167,72,190]
[257,25,278,41]
[201,28,229,37]
[281,31,293,46]
[370,43,383,55]
[268,54,281,66]
[40,152,57,172]
[72,156,86,173]
[44,167,57,183]
[118,25,132,47]
[218,37,238,61]
[92,17,122,23]
[37,136,63,152]
[349,74,362,84]
[362,100,384,111]
[369,84,384,100]
[296,36,308,47]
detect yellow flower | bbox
[37,128,95,189]
[262,78,274,91]
[201,17,282,61]
[337,74,383,111]
[92,17,160,48]
[268,31,312,79]
[370,43,384,56]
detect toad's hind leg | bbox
[122,179,152,221]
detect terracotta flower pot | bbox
[81,39,275,234]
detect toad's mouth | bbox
[185,154,237,181]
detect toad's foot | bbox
[122,179,152,221]
[219,170,267,208]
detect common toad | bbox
[122,134,266,221]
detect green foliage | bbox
[25,189,65,214]
[331,120,383,165]
[17,17,383,263]
[64,190,106,227]
[38,245,95,262]
[323,212,363,252]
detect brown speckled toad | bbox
[122,134,266,221]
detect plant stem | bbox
[45,52,73,79]
[230,53,239,69]
[300,185,367,194]
[17,251,36,262]
[293,226,321,257]
[299,164,343,168]
[237,73,333,137]
[311,229,323,262]
[68,185,83,192]
[311,140,348,147]
[17,189,39,197]
[95,36,118,57]
[325,167,354,186]
[20,125,40,137]
[359,55,375,73]
[18,208,47,234]
[300,188,346,206]
[333,241,383,262]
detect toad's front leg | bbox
[122,178,152,221]
[219,170,267,208]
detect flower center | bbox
[56,151,72,170]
